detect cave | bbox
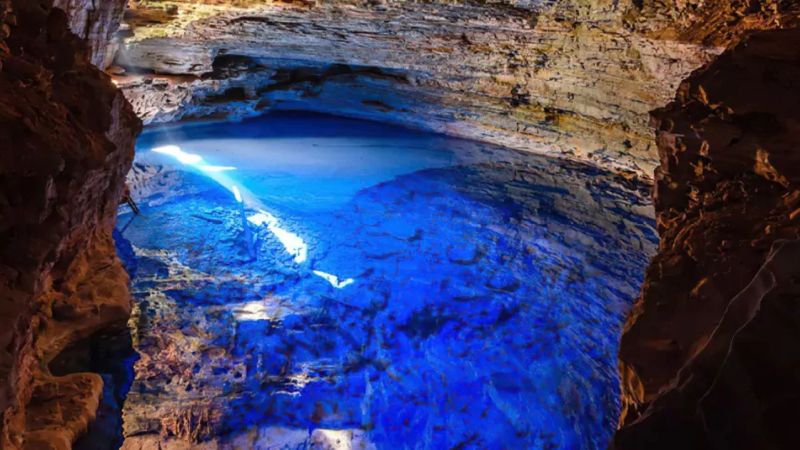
[1,1,798,450]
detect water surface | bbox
[117,112,657,449]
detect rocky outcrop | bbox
[617,28,800,449]
[0,0,141,448]
[112,0,798,177]
[52,0,127,68]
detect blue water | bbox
[117,112,657,449]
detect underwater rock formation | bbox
[617,28,800,449]
[0,0,140,448]
[115,121,658,448]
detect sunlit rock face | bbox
[110,0,800,176]
[114,113,657,449]
[52,0,127,68]
[616,29,800,449]
[0,0,140,448]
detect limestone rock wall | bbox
[52,0,128,68]
[616,28,800,449]
[109,0,726,176]
[0,0,140,448]
[113,0,798,176]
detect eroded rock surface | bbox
[113,1,797,176]
[0,0,140,448]
[617,28,800,449]
[107,1,678,175]
[52,0,128,68]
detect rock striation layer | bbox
[52,0,128,69]
[111,0,720,176]
[617,28,800,449]
[0,0,140,448]
[113,0,797,177]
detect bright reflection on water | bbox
[116,112,657,449]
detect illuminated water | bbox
[115,112,657,449]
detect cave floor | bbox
[111,112,657,449]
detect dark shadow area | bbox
[49,326,138,450]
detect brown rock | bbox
[0,0,141,448]
[52,0,128,69]
[617,28,800,449]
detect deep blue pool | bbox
[116,112,657,449]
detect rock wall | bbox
[110,0,716,176]
[0,0,140,448]
[52,0,127,68]
[616,28,800,449]
[113,0,798,177]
